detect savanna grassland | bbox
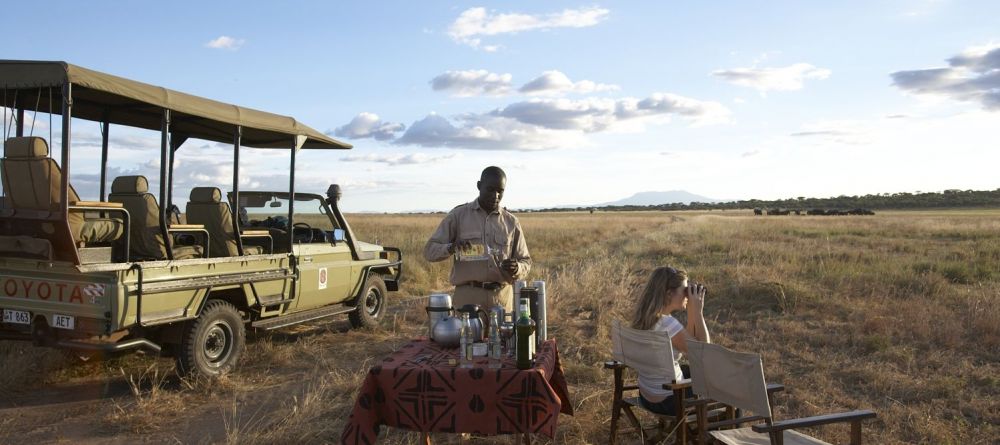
[1,209,997,444]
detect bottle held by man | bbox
[460,312,474,368]
[515,298,536,370]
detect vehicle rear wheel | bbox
[176,300,245,377]
[349,275,387,330]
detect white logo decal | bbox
[318,268,328,290]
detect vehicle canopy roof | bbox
[0,60,350,150]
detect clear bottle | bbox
[515,298,536,370]
[488,310,502,368]
[459,312,474,368]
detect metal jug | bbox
[426,293,453,340]
[432,315,463,347]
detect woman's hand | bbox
[687,283,707,313]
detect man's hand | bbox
[501,259,519,277]
[448,240,473,254]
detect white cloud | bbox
[389,92,728,151]
[493,93,731,132]
[518,70,619,96]
[448,6,610,50]
[788,120,872,146]
[891,43,1000,111]
[394,113,586,151]
[430,70,513,97]
[712,63,831,93]
[332,112,406,141]
[205,36,246,51]
[340,152,457,166]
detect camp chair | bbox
[685,340,877,445]
[108,175,205,260]
[186,187,266,257]
[607,320,716,444]
[1,136,123,245]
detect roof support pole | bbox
[159,109,173,260]
[99,112,110,201]
[232,126,244,255]
[287,136,296,254]
[15,108,24,137]
[167,134,187,215]
[60,83,80,264]
[60,83,72,214]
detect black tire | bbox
[349,275,387,330]
[176,300,245,377]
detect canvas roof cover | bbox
[0,60,351,150]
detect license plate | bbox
[52,314,75,330]
[2,309,30,325]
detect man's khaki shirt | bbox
[424,199,531,286]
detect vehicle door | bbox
[290,197,354,311]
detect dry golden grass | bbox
[1,209,997,444]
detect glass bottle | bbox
[488,310,502,368]
[459,312,474,368]
[515,298,536,370]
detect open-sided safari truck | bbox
[0,60,401,376]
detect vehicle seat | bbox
[186,187,262,257]
[1,137,123,243]
[108,175,202,260]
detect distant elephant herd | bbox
[753,208,876,216]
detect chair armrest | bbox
[663,378,691,390]
[70,201,123,208]
[240,230,272,254]
[604,360,625,370]
[168,226,210,258]
[170,224,205,230]
[752,410,877,433]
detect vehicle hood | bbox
[356,241,383,252]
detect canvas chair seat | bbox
[108,175,202,260]
[1,137,122,243]
[186,187,262,257]
[710,428,832,445]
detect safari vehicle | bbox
[0,60,401,376]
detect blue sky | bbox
[4,1,999,212]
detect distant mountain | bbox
[598,190,723,206]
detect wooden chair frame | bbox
[607,320,734,444]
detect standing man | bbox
[424,166,531,312]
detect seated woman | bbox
[631,266,711,415]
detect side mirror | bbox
[328,228,346,244]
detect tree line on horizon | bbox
[523,188,1000,213]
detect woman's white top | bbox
[637,314,685,402]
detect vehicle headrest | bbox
[190,187,222,203]
[4,137,49,158]
[111,175,149,194]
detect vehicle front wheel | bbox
[176,300,245,377]
[349,275,387,330]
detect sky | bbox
[3,1,999,212]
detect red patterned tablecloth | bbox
[341,338,573,444]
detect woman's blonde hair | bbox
[631,266,688,330]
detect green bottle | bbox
[515,298,536,370]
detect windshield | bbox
[235,194,335,232]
